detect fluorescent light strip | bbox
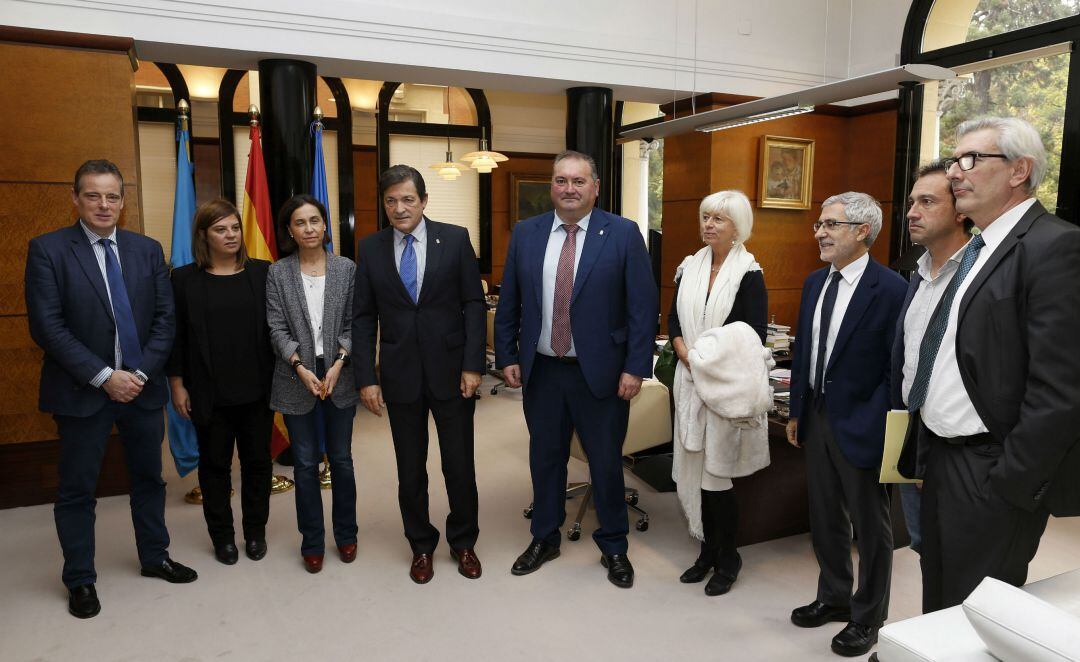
[696,105,815,133]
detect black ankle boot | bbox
[679,543,714,584]
[705,550,741,596]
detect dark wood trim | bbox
[501,150,558,160]
[0,26,133,54]
[814,99,900,117]
[613,100,624,216]
[155,62,189,106]
[912,15,1080,67]
[890,83,923,269]
[217,69,247,204]
[0,438,131,510]
[323,76,355,259]
[468,87,493,275]
[190,136,219,146]
[136,107,177,124]
[352,145,377,153]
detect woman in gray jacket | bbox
[266,194,359,574]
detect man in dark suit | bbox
[494,150,657,589]
[25,160,197,619]
[785,191,906,657]
[911,116,1080,612]
[353,165,487,584]
[889,161,971,557]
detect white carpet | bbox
[2,375,1078,662]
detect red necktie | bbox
[550,223,580,357]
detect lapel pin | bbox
[599,230,604,236]
[435,238,441,244]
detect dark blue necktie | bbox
[100,238,143,370]
[814,271,842,396]
[907,233,986,412]
[400,234,418,303]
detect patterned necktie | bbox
[813,271,842,396]
[907,233,986,412]
[550,223,580,357]
[99,238,143,370]
[400,233,418,303]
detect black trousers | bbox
[919,423,1049,613]
[194,399,273,545]
[386,383,479,554]
[803,395,892,626]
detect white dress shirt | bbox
[901,244,964,405]
[808,252,869,391]
[300,273,326,357]
[79,220,137,388]
[537,212,591,358]
[393,217,428,297]
[922,197,1037,437]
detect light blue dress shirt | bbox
[393,217,428,297]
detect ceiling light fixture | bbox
[697,104,815,132]
[430,86,465,181]
[461,127,508,173]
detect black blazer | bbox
[352,219,486,404]
[166,259,273,425]
[26,222,174,417]
[954,202,1080,515]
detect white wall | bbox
[3,0,916,102]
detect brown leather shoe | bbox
[303,554,324,574]
[338,543,357,563]
[410,553,434,584]
[450,548,482,579]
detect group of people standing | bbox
[24,115,1080,662]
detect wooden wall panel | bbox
[489,155,554,286]
[661,132,711,204]
[0,318,54,444]
[352,148,379,251]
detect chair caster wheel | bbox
[490,387,498,395]
[626,493,639,506]
[635,518,649,532]
[523,507,533,519]
[567,527,581,541]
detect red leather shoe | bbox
[302,554,324,574]
[450,548,482,579]
[338,544,357,563]
[410,553,434,584]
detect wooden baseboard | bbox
[0,437,131,509]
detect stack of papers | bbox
[767,322,793,355]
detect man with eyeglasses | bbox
[889,160,973,558]
[25,160,196,619]
[786,192,906,657]
[495,150,657,588]
[911,116,1080,613]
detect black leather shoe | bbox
[511,540,560,576]
[68,584,100,619]
[214,542,239,565]
[600,554,634,588]
[705,551,741,596]
[245,539,267,561]
[679,558,712,584]
[790,600,852,628]
[831,621,879,657]
[141,558,198,583]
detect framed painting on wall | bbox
[510,173,553,226]
[758,135,815,210]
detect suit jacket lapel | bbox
[286,254,313,337]
[68,225,114,323]
[381,228,414,305]
[571,211,610,304]
[419,218,442,305]
[528,214,552,310]
[115,231,141,308]
[958,202,1042,324]
[826,260,880,374]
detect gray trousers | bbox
[803,395,893,626]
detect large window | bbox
[923,0,1080,52]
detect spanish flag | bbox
[241,121,289,456]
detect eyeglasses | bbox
[942,152,1008,172]
[812,220,865,232]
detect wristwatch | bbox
[335,351,350,366]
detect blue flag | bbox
[311,119,334,252]
[167,123,199,477]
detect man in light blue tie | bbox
[25,160,197,619]
[353,165,487,583]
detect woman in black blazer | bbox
[167,198,275,566]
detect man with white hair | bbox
[786,192,906,657]
[911,116,1080,612]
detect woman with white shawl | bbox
[669,190,770,596]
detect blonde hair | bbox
[699,190,753,243]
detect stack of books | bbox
[766,322,793,356]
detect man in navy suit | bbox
[353,165,487,583]
[25,160,197,619]
[785,192,906,657]
[494,150,657,588]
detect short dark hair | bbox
[553,150,599,180]
[277,194,331,254]
[192,198,248,269]
[74,159,124,194]
[379,165,427,201]
[913,159,974,232]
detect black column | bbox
[258,58,317,249]
[566,87,615,211]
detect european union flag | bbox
[167,122,199,477]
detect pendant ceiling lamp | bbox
[430,86,466,181]
[461,127,508,173]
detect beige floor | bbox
[2,375,1078,662]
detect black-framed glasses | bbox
[942,152,1009,172]
[812,220,865,232]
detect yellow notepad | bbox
[879,410,919,483]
